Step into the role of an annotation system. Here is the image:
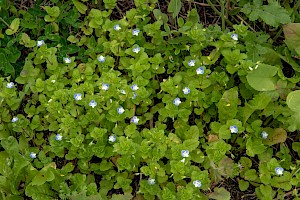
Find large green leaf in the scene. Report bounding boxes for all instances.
[1,136,19,155]
[208,187,231,200]
[260,2,291,27]
[283,23,300,56]
[217,87,238,121]
[286,90,300,112]
[246,64,278,91]
[167,0,181,19]
[12,153,30,178]
[25,183,57,200]
[263,128,287,146]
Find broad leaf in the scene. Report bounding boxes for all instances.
[246,64,278,91]
[217,87,238,121]
[260,3,291,27]
[208,187,231,200]
[286,90,300,112]
[283,23,300,56]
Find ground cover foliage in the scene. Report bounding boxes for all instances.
[1,0,300,199]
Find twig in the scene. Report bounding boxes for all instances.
[236,15,256,32]
[0,17,12,30]
[115,4,124,18]
[193,2,219,7]
[274,188,300,200]
[193,1,239,8]
[203,0,234,27]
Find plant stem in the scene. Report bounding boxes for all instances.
[220,0,225,31]
[205,0,234,27]
[0,17,12,30]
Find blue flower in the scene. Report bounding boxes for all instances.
[188,60,195,67]
[102,83,109,91]
[132,29,140,36]
[275,167,284,175]
[117,106,125,114]
[74,93,82,101]
[37,40,45,47]
[108,135,116,142]
[147,178,155,185]
[11,116,18,123]
[181,150,189,158]
[196,67,205,75]
[131,84,139,91]
[64,57,71,64]
[132,47,141,53]
[131,116,139,124]
[30,152,36,159]
[230,125,238,133]
[261,131,268,139]
[6,82,14,88]
[55,134,62,141]
[114,24,121,31]
[183,87,190,94]
[193,180,202,188]
[173,98,181,106]
[89,100,97,108]
[98,55,106,63]
[231,33,238,41]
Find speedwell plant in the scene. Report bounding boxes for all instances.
[0,0,300,199]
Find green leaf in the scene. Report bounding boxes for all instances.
[5,18,20,35]
[153,9,168,23]
[246,137,266,157]
[260,3,291,27]
[208,187,231,200]
[258,185,274,200]
[218,157,234,177]
[1,136,19,155]
[13,153,30,178]
[244,169,258,181]
[72,0,87,14]
[287,112,300,131]
[45,6,60,18]
[283,23,300,56]
[0,53,15,75]
[206,140,231,163]
[167,0,182,19]
[217,87,238,121]
[31,173,47,186]
[238,180,249,191]
[103,0,117,9]
[263,128,287,146]
[25,183,57,200]
[183,139,199,151]
[111,193,133,200]
[240,92,272,124]
[246,64,278,91]
[286,90,300,112]
[292,142,300,156]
